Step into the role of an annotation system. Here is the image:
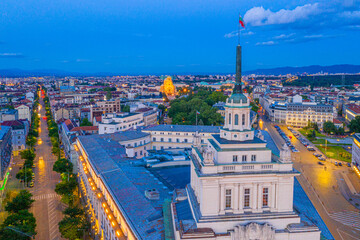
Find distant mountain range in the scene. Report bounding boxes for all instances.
[243,64,360,75]
[1,64,360,77]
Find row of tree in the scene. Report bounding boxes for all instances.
[43,88,88,240]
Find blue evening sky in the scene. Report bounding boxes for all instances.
[1,0,360,74]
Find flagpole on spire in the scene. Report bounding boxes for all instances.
[238,13,241,45]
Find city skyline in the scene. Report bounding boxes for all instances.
[1,0,360,74]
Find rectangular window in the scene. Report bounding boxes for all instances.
[244,188,250,208]
[233,155,238,162]
[242,155,247,162]
[263,188,269,207]
[153,137,156,141]
[225,189,232,209]
[168,138,172,142]
[251,155,256,162]
[184,139,188,143]
[176,138,180,143]
[161,138,164,142]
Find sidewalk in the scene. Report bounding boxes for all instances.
[337,169,360,210]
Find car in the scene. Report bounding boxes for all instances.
[313,153,321,157]
[318,161,324,165]
[29,181,34,188]
[307,146,315,151]
[338,162,343,166]
[347,163,351,167]
[318,156,325,161]
[32,163,35,168]
[39,156,43,161]
[335,161,338,166]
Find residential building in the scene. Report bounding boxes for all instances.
[98,112,144,134]
[54,107,70,121]
[134,107,157,126]
[345,104,360,122]
[15,104,31,122]
[1,120,28,154]
[0,125,12,180]
[352,134,360,171]
[0,109,18,121]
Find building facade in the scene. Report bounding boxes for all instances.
[98,112,144,134]
[0,125,12,180]
[171,45,321,240]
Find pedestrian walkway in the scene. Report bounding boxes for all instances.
[32,193,60,201]
[329,211,360,231]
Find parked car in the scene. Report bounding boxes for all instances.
[307,146,315,151]
[347,163,351,167]
[318,156,326,161]
[318,161,324,165]
[338,162,343,166]
[335,161,338,166]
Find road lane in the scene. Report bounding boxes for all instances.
[31,95,64,240]
[260,117,360,240]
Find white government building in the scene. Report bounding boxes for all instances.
[171,45,321,240]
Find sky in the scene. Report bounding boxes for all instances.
[1,0,360,74]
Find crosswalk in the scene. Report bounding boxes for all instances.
[329,211,360,231]
[32,193,60,201]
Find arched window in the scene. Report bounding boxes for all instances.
[229,113,231,124]
[242,114,245,125]
[234,114,239,125]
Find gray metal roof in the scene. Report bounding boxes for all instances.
[77,134,171,240]
[145,124,220,133]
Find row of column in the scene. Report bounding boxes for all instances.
[219,183,277,214]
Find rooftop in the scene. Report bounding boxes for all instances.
[78,134,171,240]
[145,125,220,133]
[0,125,11,140]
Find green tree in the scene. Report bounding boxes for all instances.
[323,121,336,134]
[16,168,33,185]
[121,104,130,112]
[55,177,77,196]
[5,190,34,213]
[106,91,112,100]
[53,158,73,174]
[0,210,37,240]
[80,118,92,126]
[20,150,35,162]
[349,116,360,133]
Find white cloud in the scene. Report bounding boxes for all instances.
[224,30,254,38]
[244,3,320,26]
[304,34,324,39]
[342,10,360,18]
[0,53,24,58]
[273,33,295,39]
[76,59,90,62]
[256,41,277,46]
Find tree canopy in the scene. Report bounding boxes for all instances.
[349,116,360,133]
[80,118,92,126]
[168,87,226,126]
[0,210,36,240]
[5,190,34,213]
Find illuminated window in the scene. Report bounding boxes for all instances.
[244,188,250,208]
[225,189,232,209]
[263,188,269,207]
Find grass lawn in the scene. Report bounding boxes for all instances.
[317,145,352,162]
[299,128,325,138]
[311,138,327,145]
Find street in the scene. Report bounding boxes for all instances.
[260,116,360,240]
[31,97,64,240]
